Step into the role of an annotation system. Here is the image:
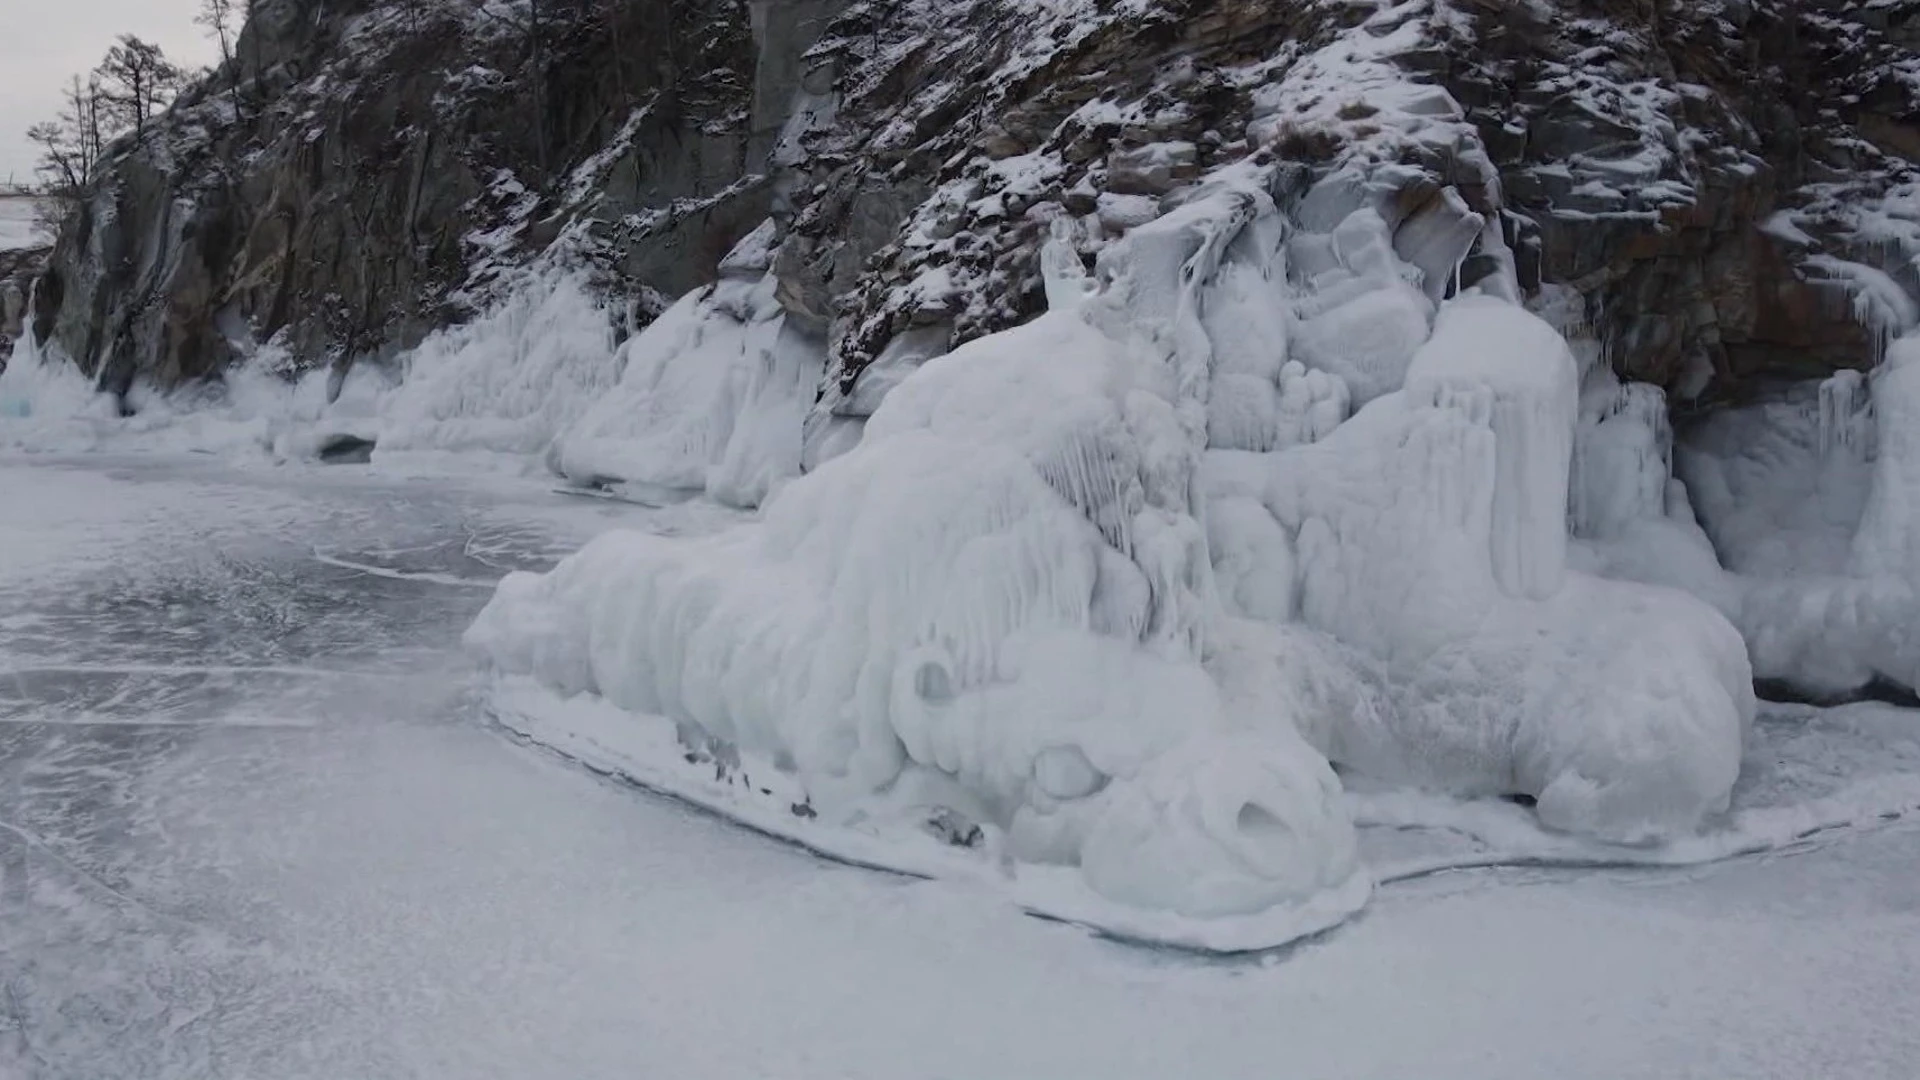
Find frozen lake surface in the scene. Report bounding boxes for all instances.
[3,453,1918,1079]
[0,198,42,253]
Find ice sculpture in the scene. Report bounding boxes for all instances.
[470,209,1363,921]
[469,168,1759,933]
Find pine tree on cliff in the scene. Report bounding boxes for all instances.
[94,36,184,143]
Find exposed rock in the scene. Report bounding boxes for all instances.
[35,0,844,394]
[30,0,1920,420]
[0,245,48,364]
[772,0,1920,413]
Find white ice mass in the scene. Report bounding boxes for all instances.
[10,122,1920,948]
[463,165,1764,939]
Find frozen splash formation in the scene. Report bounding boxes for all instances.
[469,159,1758,936]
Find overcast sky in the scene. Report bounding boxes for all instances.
[1,0,216,185]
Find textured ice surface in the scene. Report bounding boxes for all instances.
[1288,211,1435,408]
[1666,334,1920,697]
[470,295,1362,921]
[377,270,619,458]
[551,272,823,507]
[1678,379,1873,578]
[0,334,119,441]
[1255,296,1752,841]
[6,458,1920,1079]
[2,268,623,469]
[1852,336,1920,580]
[472,181,1767,927]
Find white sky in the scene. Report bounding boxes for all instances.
[0,0,216,185]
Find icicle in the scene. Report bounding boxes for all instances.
[1040,217,1095,313]
[1817,368,1874,461]
[1570,380,1672,539]
[1404,295,1579,599]
[1852,334,1920,578]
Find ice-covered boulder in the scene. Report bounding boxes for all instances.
[1254,296,1754,841]
[469,289,1361,919]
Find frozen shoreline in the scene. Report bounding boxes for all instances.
[4,453,1919,1079]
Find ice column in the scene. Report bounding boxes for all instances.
[1404,295,1579,598]
[1569,379,1671,539]
[1818,368,1874,461]
[1852,334,1920,578]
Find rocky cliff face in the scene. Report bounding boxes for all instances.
[775,0,1920,416]
[33,0,1920,413]
[33,0,841,394]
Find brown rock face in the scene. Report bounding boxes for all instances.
[1442,0,1917,401]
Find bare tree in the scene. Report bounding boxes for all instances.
[94,35,185,141]
[25,122,83,195]
[26,76,111,198]
[197,0,244,115]
[65,76,108,175]
[197,0,236,66]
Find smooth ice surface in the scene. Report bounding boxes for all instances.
[6,454,1920,1079]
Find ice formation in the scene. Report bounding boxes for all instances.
[1851,338,1920,581]
[1234,296,1753,841]
[469,164,1769,929]
[470,249,1363,918]
[1654,333,1920,698]
[550,268,823,508]
[0,316,398,459]
[376,270,621,459]
[0,332,117,439]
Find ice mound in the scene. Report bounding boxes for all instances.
[469,289,1361,920]
[377,270,619,458]
[470,173,1782,935]
[1242,296,1754,841]
[1663,334,1920,698]
[550,272,823,508]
